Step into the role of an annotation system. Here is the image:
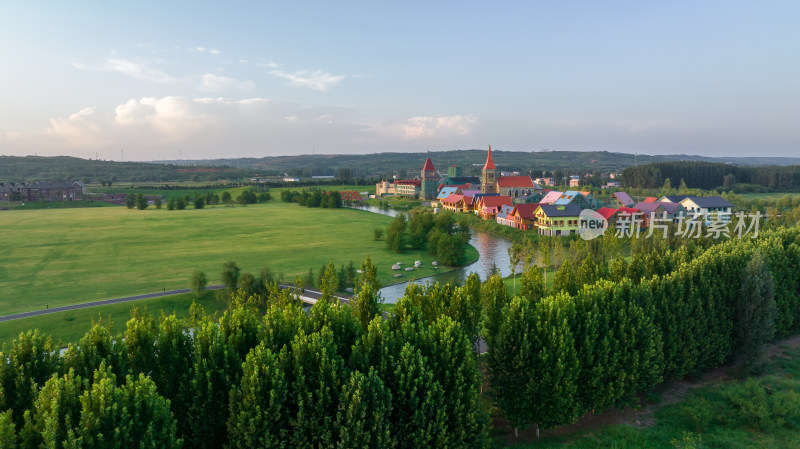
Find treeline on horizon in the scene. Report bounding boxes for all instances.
[622,161,800,191]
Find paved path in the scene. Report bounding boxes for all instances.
[0,285,352,323]
[0,285,227,323]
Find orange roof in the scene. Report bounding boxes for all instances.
[497,176,534,188]
[643,197,658,203]
[422,157,435,171]
[579,191,591,196]
[483,145,496,170]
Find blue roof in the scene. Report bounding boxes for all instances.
[437,186,459,200]
[553,191,584,205]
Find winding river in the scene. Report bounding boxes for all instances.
[350,205,517,303]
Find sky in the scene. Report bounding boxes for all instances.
[1,1,798,161]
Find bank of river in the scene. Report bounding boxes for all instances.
[350,205,519,303]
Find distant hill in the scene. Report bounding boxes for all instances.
[162,150,800,178]
[4,151,800,184]
[0,156,258,183]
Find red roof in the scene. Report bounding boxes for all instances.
[422,157,435,171]
[441,194,463,204]
[596,207,619,220]
[497,176,534,188]
[480,195,512,208]
[461,196,474,205]
[483,145,496,170]
[512,203,540,219]
[643,197,658,203]
[338,191,362,201]
[617,206,642,215]
[395,179,421,186]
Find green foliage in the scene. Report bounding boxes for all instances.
[193,196,204,209]
[227,343,288,448]
[236,189,257,205]
[487,294,580,431]
[135,193,148,210]
[385,214,408,252]
[175,197,186,210]
[166,197,176,210]
[736,252,777,364]
[221,261,240,291]
[0,330,60,427]
[351,255,382,327]
[373,228,384,241]
[190,270,207,298]
[125,194,135,209]
[0,410,16,449]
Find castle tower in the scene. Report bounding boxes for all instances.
[420,157,437,200]
[481,145,498,194]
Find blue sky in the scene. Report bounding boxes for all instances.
[1,1,798,160]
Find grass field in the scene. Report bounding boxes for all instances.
[0,201,476,316]
[0,291,226,348]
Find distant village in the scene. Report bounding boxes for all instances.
[376,146,734,236]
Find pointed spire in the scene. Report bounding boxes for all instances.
[483,145,496,170]
[422,157,435,171]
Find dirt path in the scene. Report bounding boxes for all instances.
[490,334,800,445]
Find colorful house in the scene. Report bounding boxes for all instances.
[496,204,517,227]
[497,176,537,198]
[511,203,540,230]
[680,196,734,222]
[606,191,635,208]
[539,191,564,205]
[476,195,512,220]
[534,204,582,236]
[436,186,460,205]
[440,194,463,212]
[554,191,591,209]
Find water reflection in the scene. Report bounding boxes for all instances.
[349,205,517,303]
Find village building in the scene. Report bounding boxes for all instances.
[569,176,581,187]
[440,194,463,212]
[680,196,734,222]
[606,191,636,208]
[534,204,582,236]
[420,158,438,200]
[495,204,516,227]
[497,176,538,198]
[480,146,499,194]
[0,181,86,202]
[475,195,512,220]
[553,191,592,209]
[510,203,540,230]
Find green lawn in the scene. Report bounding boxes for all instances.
[0,201,475,315]
[0,291,226,348]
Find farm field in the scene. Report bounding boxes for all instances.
[0,201,473,316]
[0,291,226,348]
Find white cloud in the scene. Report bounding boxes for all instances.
[199,73,253,92]
[256,61,280,69]
[209,49,220,55]
[101,58,178,83]
[269,69,344,91]
[402,114,478,139]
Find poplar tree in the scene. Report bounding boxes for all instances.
[0,330,60,427]
[227,343,288,449]
[736,252,777,365]
[335,369,392,449]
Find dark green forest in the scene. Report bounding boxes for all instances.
[622,161,800,191]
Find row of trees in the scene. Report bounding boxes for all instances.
[385,210,471,265]
[484,224,800,435]
[0,254,490,448]
[622,161,800,190]
[280,189,343,208]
